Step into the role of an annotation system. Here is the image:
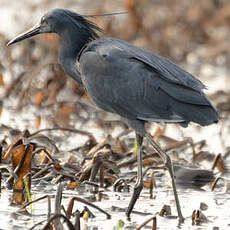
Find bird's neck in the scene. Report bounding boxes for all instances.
[59,31,92,84]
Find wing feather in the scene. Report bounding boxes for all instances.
[104,38,206,91]
[79,38,218,126]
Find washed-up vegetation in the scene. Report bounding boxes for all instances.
[0,0,230,229]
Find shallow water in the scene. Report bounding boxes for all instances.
[0,1,230,229]
[1,169,230,229]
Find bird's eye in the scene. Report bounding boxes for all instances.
[41,17,48,25]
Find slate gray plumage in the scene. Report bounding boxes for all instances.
[8,9,219,222]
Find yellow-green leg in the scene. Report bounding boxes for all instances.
[126,133,143,218]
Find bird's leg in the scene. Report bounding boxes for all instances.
[126,133,143,218]
[145,133,184,222]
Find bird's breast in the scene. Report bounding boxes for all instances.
[79,51,117,111]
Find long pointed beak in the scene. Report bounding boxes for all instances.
[7,23,41,46]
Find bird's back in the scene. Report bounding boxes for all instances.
[78,38,218,127]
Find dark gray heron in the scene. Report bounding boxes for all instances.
[8,9,218,222]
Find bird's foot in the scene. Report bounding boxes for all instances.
[126,182,143,219]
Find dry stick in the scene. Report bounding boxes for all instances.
[150,172,156,199]
[54,170,76,180]
[61,205,68,218]
[152,216,157,230]
[0,165,19,189]
[161,136,196,157]
[32,148,57,164]
[47,195,51,219]
[19,195,52,219]
[99,165,104,188]
[82,181,100,188]
[218,120,226,150]
[42,214,75,230]
[26,135,59,154]
[0,147,2,193]
[113,178,126,191]
[89,157,103,182]
[30,127,96,143]
[111,206,152,216]
[115,129,132,139]
[211,153,223,171]
[211,177,225,191]
[113,178,129,193]
[31,164,53,179]
[136,216,157,230]
[159,204,172,216]
[0,165,18,181]
[29,220,47,230]
[189,139,196,159]
[0,170,1,194]
[163,138,192,152]
[55,183,63,214]
[128,175,137,183]
[143,166,165,177]
[66,197,74,218]
[74,210,81,230]
[54,183,64,230]
[69,197,111,219]
[103,170,119,183]
[19,195,51,209]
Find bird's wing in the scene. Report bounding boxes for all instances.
[80,40,214,125]
[84,38,210,106]
[102,38,206,91]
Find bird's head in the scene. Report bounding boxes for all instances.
[7,8,102,46]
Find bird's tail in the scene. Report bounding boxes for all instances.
[173,100,218,127]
